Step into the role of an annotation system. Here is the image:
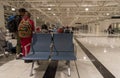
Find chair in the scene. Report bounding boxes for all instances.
[22,33,52,76]
[51,33,76,76]
[23,33,77,76]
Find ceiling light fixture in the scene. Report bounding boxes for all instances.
[85,8,89,11]
[37,17,39,19]
[106,13,110,16]
[48,8,51,10]
[53,14,56,15]
[11,8,15,11]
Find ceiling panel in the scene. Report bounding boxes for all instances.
[0,0,120,26]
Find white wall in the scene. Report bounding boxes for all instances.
[88,19,120,33]
[88,23,98,33]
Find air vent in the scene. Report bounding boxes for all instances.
[111,16,120,19]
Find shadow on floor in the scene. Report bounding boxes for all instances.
[0,53,15,66]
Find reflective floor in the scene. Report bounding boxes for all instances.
[0,32,120,78]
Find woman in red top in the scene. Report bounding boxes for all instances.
[20,12,35,56]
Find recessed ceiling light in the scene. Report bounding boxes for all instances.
[37,17,39,19]
[104,48,107,53]
[11,8,15,11]
[48,8,51,10]
[83,56,87,60]
[53,14,56,15]
[107,13,109,15]
[85,8,89,11]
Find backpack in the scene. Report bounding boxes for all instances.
[41,24,48,30]
[18,19,32,38]
[7,15,21,32]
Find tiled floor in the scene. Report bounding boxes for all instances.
[0,33,120,78]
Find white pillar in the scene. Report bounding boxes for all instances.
[0,4,5,29]
[92,24,97,34]
[96,24,99,34]
[88,23,96,33]
[88,25,92,33]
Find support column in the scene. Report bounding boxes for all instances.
[0,4,5,29]
[93,24,96,34]
[96,23,99,34]
[88,25,92,33]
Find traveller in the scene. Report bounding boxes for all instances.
[18,12,35,56]
[107,25,114,34]
[41,24,49,33]
[64,26,70,33]
[57,27,64,33]
[15,8,27,59]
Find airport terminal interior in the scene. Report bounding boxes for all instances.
[0,0,120,78]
